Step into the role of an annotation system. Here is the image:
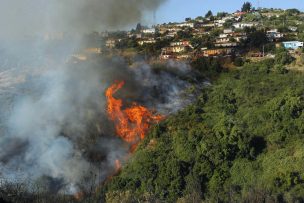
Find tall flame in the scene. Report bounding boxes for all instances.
[106,81,164,150]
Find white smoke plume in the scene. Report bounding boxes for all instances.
[0,0,201,196]
[0,0,166,39]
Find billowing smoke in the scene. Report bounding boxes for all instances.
[0,0,166,38]
[0,0,198,197]
[0,55,195,194]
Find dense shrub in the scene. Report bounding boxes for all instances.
[103,60,304,202]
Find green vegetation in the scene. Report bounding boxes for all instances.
[241,2,252,12]
[103,59,304,202]
[205,10,213,18]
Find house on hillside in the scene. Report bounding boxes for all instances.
[202,48,233,57]
[215,42,238,48]
[216,34,230,43]
[175,22,196,28]
[137,38,156,46]
[201,23,215,28]
[288,26,298,32]
[224,29,234,34]
[233,11,247,17]
[233,22,258,29]
[170,40,191,47]
[106,39,117,49]
[232,32,247,42]
[192,28,208,37]
[267,29,284,41]
[162,46,190,54]
[127,32,143,39]
[214,19,226,27]
[215,32,246,48]
[142,28,156,34]
[282,41,304,50]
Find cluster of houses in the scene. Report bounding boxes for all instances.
[160,40,193,60]
[101,9,304,61]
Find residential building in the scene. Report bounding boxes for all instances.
[201,23,215,28]
[175,22,196,28]
[288,26,298,32]
[165,32,177,38]
[215,42,238,47]
[136,33,144,39]
[216,36,230,43]
[202,48,233,57]
[223,29,234,34]
[267,29,284,41]
[162,46,189,54]
[192,29,207,37]
[214,19,225,27]
[142,28,156,34]
[106,39,117,49]
[138,38,156,46]
[170,41,191,47]
[233,22,258,29]
[282,41,304,49]
[233,11,247,17]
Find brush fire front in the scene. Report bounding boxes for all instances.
[72,81,166,201]
[106,81,165,152]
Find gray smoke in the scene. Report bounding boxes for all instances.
[0,0,200,196]
[0,0,166,39]
[0,52,196,194]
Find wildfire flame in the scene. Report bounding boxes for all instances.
[106,81,164,151]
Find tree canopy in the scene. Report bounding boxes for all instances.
[242,2,252,12]
[205,10,213,18]
[103,59,304,202]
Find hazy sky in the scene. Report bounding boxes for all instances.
[153,0,304,24]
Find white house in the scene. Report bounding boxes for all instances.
[288,26,298,32]
[137,38,156,46]
[176,22,195,28]
[142,28,156,34]
[170,41,191,47]
[106,39,117,48]
[215,42,238,48]
[223,29,234,34]
[267,29,284,41]
[233,22,258,29]
[282,41,304,50]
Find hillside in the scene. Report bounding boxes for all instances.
[103,59,304,202]
[2,3,304,203]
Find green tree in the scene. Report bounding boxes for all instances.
[205,10,213,18]
[135,23,142,32]
[246,30,268,49]
[223,19,234,28]
[275,48,294,65]
[217,12,228,18]
[285,9,300,16]
[234,57,244,67]
[241,2,252,12]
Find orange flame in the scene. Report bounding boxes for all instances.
[106,81,164,151]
